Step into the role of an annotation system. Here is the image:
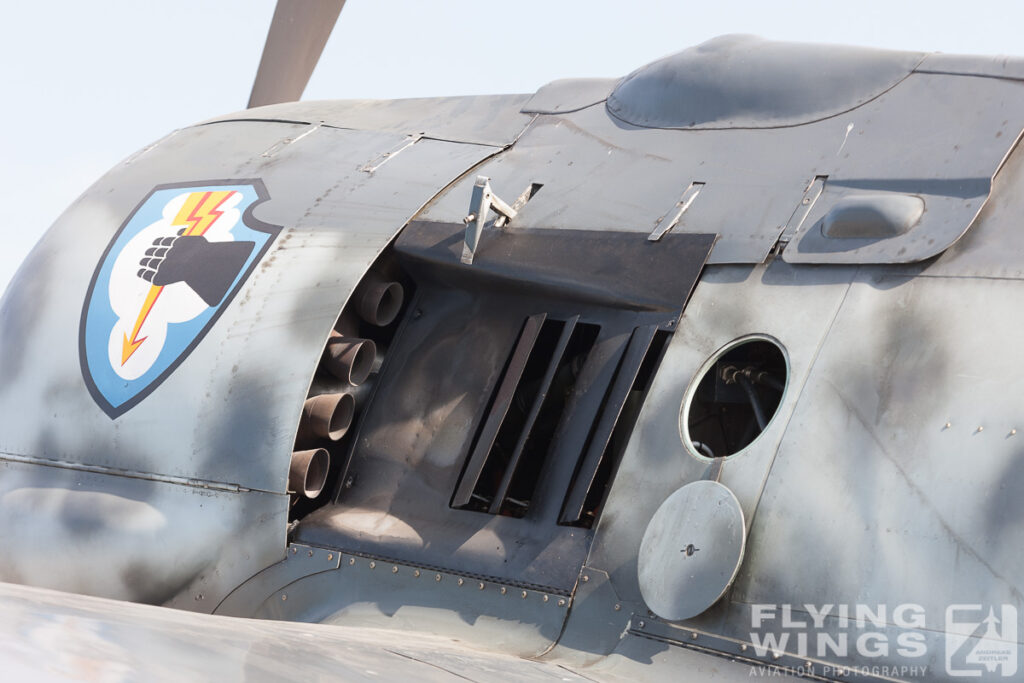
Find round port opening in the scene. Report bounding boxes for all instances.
[682,337,787,459]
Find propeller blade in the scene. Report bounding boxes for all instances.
[248,0,346,109]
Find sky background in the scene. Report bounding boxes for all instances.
[3,0,1024,295]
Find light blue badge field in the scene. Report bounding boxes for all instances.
[80,180,280,417]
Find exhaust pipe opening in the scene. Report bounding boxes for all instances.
[301,393,354,441]
[289,448,330,499]
[356,278,404,327]
[324,334,376,386]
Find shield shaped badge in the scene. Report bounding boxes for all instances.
[80,179,282,418]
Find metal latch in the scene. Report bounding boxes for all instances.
[775,175,827,251]
[649,182,705,242]
[461,177,541,264]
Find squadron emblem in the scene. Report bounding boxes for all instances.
[80,179,281,417]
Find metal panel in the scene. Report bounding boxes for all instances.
[0,459,285,610]
[0,580,598,682]
[607,36,923,130]
[917,53,1024,80]
[584,260,857,609]
[420,73,1024,265]
[250,550,569,659]
[215,543,341,617]
[925,142,1024,279]
[0,121,501,496]
[295,227,711,592]
[520,78,616,114]
[202,93,535,147]
[732,273,1024,650]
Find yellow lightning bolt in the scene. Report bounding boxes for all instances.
[120,190,234,366]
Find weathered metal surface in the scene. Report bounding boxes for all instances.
[205,94,536,147]
[926,142,1024,279]
[585,259,856,605]
[7,31,1024,681]
[917,52,1024,80]
[0,119,502,604]
[0,459,286,612]
[637,480,746,621]
[608,35,923,130]
[295,224,712,592]
[725,272,1024,677]
[520,78,616,114]
[421,66,1024,265]
[0,580,600,682]
[216,543,341,617]
[0,122,499,492]
[247,550,569,658]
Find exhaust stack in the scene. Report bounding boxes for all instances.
[354,277,404,326]
[300,393,354,441]
[324,332,376,385]
[289,448,330,498]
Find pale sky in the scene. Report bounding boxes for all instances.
[4,0,1024,295]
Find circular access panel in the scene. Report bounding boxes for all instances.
[638,480,746,621]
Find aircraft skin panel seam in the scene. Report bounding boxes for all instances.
[739,274,856,537]
[194,119,532,150]
[0,450,274,494]
[302,546,574,597]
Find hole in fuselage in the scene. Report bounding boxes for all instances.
[685,338,787,458]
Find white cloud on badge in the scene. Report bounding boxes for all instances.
[106,191,242,380]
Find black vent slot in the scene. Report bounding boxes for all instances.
[560,327,671,528]
[452,315,599,516]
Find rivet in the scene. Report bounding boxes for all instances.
[772,652,782,661]
[457,578,464,586]
[691,632,698,640]
[290,547,297,554]
[501,587,507,595]
[478,582,485,590]
[435,574,442,582]
[638,620,645,628]
[614,604,621,611]
[802,197,810,205]
[369,561,376,569]
[521,591,528,598]
[558,599,566,607]
[806,661,813,669]
[740,644,748,652]
[978,426,984,433]
[327,553,333,561]
[582,575,589,583]
[281,594,287,601]
[194,594,203,601]
[542,595,549,602]
[414,570,420,577]
[1012,429,1018,436]
[392,566,399,574]
[944,422,952,429]
[349,558,355,565]
[308,550,313,557]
